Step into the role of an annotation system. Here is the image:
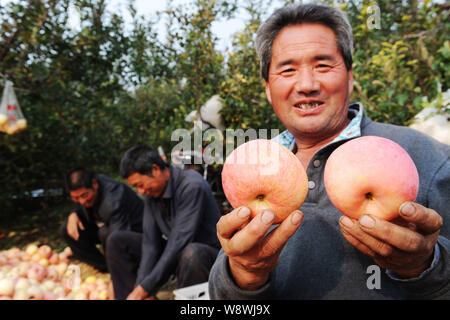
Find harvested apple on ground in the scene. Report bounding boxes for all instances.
[324,136,419,221]
[222,139,308,224]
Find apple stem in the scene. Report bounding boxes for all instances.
[365,192,373,200]
[257,194,265,200]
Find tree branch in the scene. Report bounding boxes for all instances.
[0,0,34,62]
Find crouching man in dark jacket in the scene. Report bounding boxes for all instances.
[106,145,221,300]
[60,167,144,272]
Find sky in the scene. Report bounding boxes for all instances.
[110,0,249,52]
[76,0,259,52]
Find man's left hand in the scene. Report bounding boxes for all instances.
[339,202,443,278]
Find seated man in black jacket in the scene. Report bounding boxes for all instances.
[60,167,144,272]
[106,145,221,300]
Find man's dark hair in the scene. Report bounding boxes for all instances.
[65,167,94,191]
[120,145,168,179]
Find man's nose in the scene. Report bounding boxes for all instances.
[294,67,320,94]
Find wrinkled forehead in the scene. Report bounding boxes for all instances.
[272,23,339,55]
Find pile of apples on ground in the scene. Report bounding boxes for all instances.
[0,244,111,300]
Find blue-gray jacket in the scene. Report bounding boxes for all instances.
[138,166,221,295]
[209,111,450,300]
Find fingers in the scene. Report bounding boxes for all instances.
[340,216,393,257]
[217,207,303,257]
[340,224,378,258]
[399,202,443,234]
[340,213,437,256]
[68,226,79,241]
[227,210,276,255]
[67,212,82,240]
[68,224,80,241]
[77,220,85,231]
[221,208,304,291]
[217,207,252,240]
[358,215,424,253]
[261,211,303,257]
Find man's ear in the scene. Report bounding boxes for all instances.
[151,164,161,177]
[92,179,99,191]
[265,80,272,105]
[348,68,354,97]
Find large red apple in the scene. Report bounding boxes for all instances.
[222,139,308,224]
[324,136,419,221]
[37,245,52,260]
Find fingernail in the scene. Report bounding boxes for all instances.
[359,215,375,228]
[261,210,275,225]
[340,216,353,228]
[400,202,415,216]
[291,211,302,225]
[237,207,251,218]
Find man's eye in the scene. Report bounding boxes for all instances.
[281,68,296,75]
[316,64,332,70]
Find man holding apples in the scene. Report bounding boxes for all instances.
[209,3,450,299]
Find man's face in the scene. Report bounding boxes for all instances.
[70,180,98,208]
[126,167,167,198]
[265,23,354,140]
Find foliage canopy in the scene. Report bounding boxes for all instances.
[0,0,448,214]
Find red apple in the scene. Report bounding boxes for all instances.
[46,266,61,281]
[40,279,57,292]
[27,285,44,300]
[38,245,52,260]
[43,291,57,300]
[38,258,49,267]
[0,278,14,296]
[222,139,308,223]
[52,285,66,299]
[27,263,47,282]
[16,262,32,277]
[13,288,30,300]
[7,258,20,267]
[21,252,31,262]
[98,289,109,300]
[6,248,21,260]
[31,253,41,263]
[25,244,39,256]
[48,253,59,265]
[63,247,73,257]
[0,254,7,266]
[15,277,31,291]
[324,136,419,221]
[55,262,68,275]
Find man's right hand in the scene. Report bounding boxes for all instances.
[67,212,85,241]
[216,206,303,291]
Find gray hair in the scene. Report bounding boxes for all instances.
[256,3,354,81]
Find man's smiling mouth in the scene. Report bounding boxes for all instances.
[294,101,322,110]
